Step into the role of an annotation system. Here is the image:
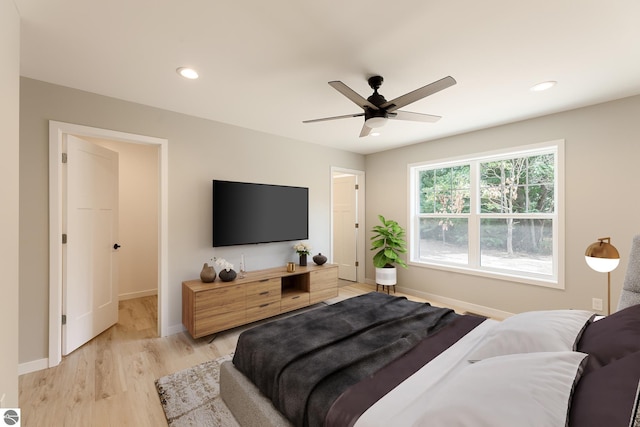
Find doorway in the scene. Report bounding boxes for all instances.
[331,168,365,283]
[48,121,168,367]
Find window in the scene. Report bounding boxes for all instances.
[409,140,563,288]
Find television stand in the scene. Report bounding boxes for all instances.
[182,264,338,339]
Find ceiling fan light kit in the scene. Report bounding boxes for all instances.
[304,74,456,137]
[365,116,387,128]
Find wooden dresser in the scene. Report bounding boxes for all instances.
[182,264,338,339]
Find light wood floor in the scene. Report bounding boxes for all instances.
[17,282,440,427]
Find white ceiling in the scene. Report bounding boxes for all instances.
[15,0,640,155]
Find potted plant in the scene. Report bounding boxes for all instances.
[370,214,407,286]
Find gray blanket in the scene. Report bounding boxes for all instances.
[232,292,458,427]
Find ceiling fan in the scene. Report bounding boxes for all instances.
[303,75,456,137]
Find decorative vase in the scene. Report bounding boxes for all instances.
[299,254,307,266]
[218,269,237,282]
[313,253,327,265]
[200,263,216,283]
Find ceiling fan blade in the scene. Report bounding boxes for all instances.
[359,124,373,137]
[390,110,442,123]
[329,81,379,110]
[381,76,456,112]
[303,112,364,123]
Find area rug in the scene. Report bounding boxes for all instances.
[155,354,239,427]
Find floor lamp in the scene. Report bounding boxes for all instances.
[585,237,620,315]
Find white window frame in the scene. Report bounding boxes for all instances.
[408,140,565,289]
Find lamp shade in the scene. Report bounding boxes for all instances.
[365,116,387,128]
[585,238,620,273]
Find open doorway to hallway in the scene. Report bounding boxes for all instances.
[48,121,168,368]
[331,168,365,284]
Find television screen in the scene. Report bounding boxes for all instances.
[212,180,309,247]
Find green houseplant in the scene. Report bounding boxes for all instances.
[370,215,407,286]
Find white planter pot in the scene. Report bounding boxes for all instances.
[375,266,397,286]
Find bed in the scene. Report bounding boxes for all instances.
[220,291,640,427]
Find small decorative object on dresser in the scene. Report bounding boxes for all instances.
[294,241,311,266]
[215,257,236,282]
[239,253,246,278]
[199,262,216,283]
[313,253,328,265]
[219,269,237,282]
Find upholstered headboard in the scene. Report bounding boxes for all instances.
[618,235,640,311]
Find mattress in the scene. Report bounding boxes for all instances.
[223,294,640,427]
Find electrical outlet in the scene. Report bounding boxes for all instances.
[592,298,603,311]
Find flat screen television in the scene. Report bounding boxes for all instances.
[212,180,309,247]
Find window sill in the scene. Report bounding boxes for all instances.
[408,260,563,290]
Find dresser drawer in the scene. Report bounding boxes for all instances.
[246,278,281,307]
[195,310,246,337]
[195,284,245,314]
[281,291,310,312]
[310,268,338,291]
[246,300,281,323]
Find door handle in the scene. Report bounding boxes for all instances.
[113,243,121,250]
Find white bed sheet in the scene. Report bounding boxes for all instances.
[354,319,499,427]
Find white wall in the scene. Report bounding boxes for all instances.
[0,0,20,407]
[365,94,640,315]
[91,138,160,299]
[18,77,365,365]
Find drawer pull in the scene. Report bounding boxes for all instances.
[259,278,269,282]
[259,303,269,308]
[259,291,269,296]
[292,295,300,300]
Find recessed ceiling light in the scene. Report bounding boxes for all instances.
[530,81,557,92]
[177,67,199,80]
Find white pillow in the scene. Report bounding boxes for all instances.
[412,351,588,427]
[467,309,594,362]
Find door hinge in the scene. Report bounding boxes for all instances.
[355,184,359,190]
[62,153,68,163]
[62,314,67,325]
[355,261,359,267]
[355,223,359,228]
[62,234,67,244]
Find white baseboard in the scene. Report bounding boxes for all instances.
[18,358,48,376]
[401,287,514,320]
[166,323,186,336]
[364,278,513,320]
[118,289,157,301]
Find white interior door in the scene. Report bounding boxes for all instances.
[63,135,119,355]
[333,174,358,281]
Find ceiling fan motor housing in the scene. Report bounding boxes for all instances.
[366,76,389,126]
[364,106,388,122]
